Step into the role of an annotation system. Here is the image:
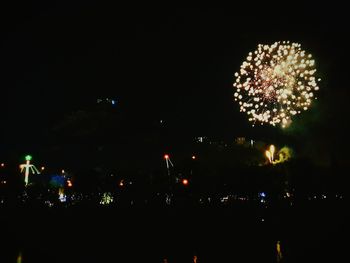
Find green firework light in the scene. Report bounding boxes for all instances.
[21,154,40,186]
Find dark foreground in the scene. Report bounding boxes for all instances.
[0,200,348,263]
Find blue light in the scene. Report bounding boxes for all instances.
[111,100,116,105]
[260,192,266,198]
[50,175,66,188]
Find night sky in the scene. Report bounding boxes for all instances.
[1,5,349,165]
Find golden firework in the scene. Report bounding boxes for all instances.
[234,41,320,128]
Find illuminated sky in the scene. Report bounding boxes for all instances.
[1,6,349,162]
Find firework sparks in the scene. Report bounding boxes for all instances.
[234,41,320,128]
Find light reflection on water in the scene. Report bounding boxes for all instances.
[276,240,283,263]
[17,252,22,263]
[3,201,345,263]
[11,238,283,262]
[163,255,198,263]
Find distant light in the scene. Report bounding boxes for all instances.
[25,155,32,161]
[260,192,266,198]
[119,180,124,187]
[0,163,4,167]
[164,154,169,159]
[100,192,114,205]
[182,179,189,186]
[67,180,73,187]
[62,169,65,174]
[111,100,116,105]
[41,166,45,171]
[191,155,196,160]
[196,137,204,143]
[59,192,67,202]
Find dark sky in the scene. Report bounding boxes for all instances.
[1,5,349,160]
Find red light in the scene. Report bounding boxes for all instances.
[182,179,189,186]
[164,154,169,159]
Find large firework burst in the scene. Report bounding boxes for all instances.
[234,41,320,128]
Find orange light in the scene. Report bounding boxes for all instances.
[164,154,169,159]
[191,155,196,160]
[182,179,189,185]
[67,180,72,187]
